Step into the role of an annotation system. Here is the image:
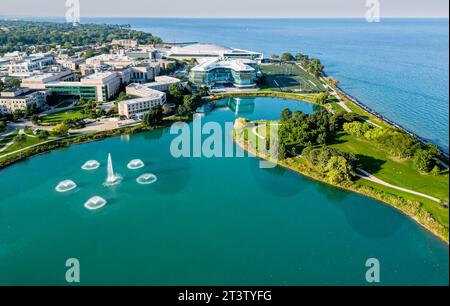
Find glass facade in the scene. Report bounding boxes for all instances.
[190,68,257,88]
[46,85,106,101]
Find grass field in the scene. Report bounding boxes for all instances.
[330,132,449,202]
[0,133,49,155]
[261,64,326,93]
[40,107,86,125]
[0,131,19,149]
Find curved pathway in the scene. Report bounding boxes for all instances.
[356,168,446,206]
[248,123,447,206]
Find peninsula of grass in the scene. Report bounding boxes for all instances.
[234,122,449,242]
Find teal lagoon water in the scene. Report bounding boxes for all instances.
[0,97,448,286]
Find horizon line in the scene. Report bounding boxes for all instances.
[1,15,449,20]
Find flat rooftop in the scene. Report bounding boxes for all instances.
[191,58,256,73]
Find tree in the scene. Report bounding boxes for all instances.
[52,123,69,137]
[413,149,435,173]
[168,84,184,104]
[280,108,292,121]
[326,156,353,184]
[3,77,21,90]
[116,92,127,102]
[25,102,39,117]
[37,130,49,140]
[271,54,280,63]
[143,105,163,126]
[313,92,329,105]
[162,104,172,115]
[31,114,40,125]
[343,121,373,137]
[426,143,441,158]
[430,165,440,176]
[15,134,26,144]
[281,52,295,62]
[12,110,24,122]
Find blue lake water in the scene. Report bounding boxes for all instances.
[84,18,448,152]
[0,97,448,285]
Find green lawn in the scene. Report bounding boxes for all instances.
[261,64,326,93]
[0,134,49,155]
[328,102,345,113]
[40,107,86,125]
[54,100,74,109]
[330,132,449,202]
[0,131,19,149]
[357,179,449,229]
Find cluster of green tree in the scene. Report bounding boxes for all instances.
[161,60,183,75]
[77,99,106,118]
[279,108,337,155]
[0,117,6,132]
[302,146,358,184]
[0,20,162,54]
[413,144,442,175]
[0,77,21,91]
[51,123,70,137]
[313,92,330,105]
[343,120,442,174]
[142,105,163,127]
[295,53,324,77]
[142,84,208,127]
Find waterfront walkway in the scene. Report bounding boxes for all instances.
[247,122,447,206]
[356,168,447,206]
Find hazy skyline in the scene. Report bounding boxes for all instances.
[0,0,449,18]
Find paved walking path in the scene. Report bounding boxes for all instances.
[356,168,446,205]
[248,124,447,206]
[0,130,24,153]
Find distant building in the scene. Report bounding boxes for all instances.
[56,56,85,70]
[144,76,181,92]
[21,70,77,89]
[85,54,134,69]
[130,64,156,84]
[0,88,48,115]
[45,72,122,102]
[119,83,166,119]
[112,39,140,48]
[189,58,258,89]
[169,44,263,61]
[8,53,55,74]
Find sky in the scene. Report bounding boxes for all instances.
[0,0,448,18]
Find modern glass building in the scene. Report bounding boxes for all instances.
[189,58,258,88]
[45,84,101,101]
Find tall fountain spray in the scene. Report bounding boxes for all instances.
[104,153,121,186]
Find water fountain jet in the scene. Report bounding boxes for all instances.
[104,153,122,186]
[84,196,107,210]
[127,159,145,170]
[136,173,158,185]
[81,160,100,170]
[55,180,77,192]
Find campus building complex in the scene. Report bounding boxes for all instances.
[118,83,167,119]
[45,72,122,102]
[189,58,258,89]
[0,88,48,115]
[169,44,263,61]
